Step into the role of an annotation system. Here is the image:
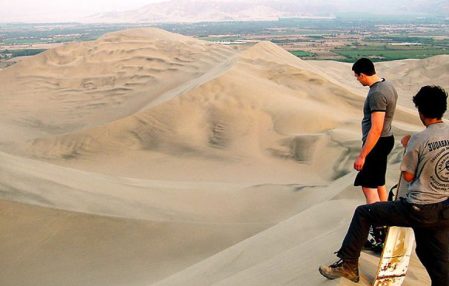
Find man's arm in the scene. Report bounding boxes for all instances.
[401,135,415,183]
[401,135,411,147]
[354,111,385,171]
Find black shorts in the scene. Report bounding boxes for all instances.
[354,136,394,188]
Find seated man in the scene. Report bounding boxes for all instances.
[318,85,449,286]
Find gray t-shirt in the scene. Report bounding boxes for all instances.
[401,122,449,204]
[361,79,398,142]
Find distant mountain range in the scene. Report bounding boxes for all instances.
[85,0,449,23]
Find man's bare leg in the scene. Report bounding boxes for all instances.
[362,186,388,204]
[377,185,388,202]
[362,187,380,204]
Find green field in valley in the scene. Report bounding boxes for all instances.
[290,50,316,58]
[333,44,448,62]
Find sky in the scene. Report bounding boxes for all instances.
[0,0,444,23]
[0,0,164,22]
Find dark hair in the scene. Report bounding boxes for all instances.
[352,58,376,76]
[413,85,448,119]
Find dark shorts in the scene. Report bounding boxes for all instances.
[354,135,394,188]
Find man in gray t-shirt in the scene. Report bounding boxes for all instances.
[361,79,397,142]
[352,58,398,205]
[401,122,449,204]
[319,86,449,285]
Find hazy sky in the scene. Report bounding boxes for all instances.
[0,0,444,23]
[0,0,164,22]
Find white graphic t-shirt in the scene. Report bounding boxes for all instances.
[401,122,449,204]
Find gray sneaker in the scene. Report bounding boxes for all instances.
[319,258,360,282]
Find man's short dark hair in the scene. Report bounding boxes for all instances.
[352,58,376,76]
[413,85,448,119]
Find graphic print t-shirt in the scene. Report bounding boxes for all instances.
[401,122,449,204]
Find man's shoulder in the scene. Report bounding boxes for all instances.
[378,79,397,93]
[370,79,395,94]
[412,124,449,143]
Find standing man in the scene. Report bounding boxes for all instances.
[319,86,449,285]
[353,58,398,204]
[353,58,398,251]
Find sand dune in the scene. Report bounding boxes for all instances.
[0,27,442,286]
[0,28,237,142]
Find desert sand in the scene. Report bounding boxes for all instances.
[1,27,446,286]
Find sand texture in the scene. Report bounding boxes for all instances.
[1,28,442,286]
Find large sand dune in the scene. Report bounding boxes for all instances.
[0,28,443,285]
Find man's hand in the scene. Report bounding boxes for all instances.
[402,171,415,182]
[401,135,411,147]
[354,155,366,171]
[354,111,384,172]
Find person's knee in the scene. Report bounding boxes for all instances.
[354,205,370,217]
[354,203,390,225]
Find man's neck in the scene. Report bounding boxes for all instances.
[367,75,382,87]
[424,118,444,127]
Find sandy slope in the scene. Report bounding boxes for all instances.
[0,27,443,286]
[151,166,430,286]
[0,198,267,286]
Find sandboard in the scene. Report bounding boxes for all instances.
[373,226,415,285]
[373,175,415,285]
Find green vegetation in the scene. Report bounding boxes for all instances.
[366,36,449,46]
[290,50,316,58]
[333,44,448,62]
[307,35,325,40]
[0,49,46,59]
[199,36,242,42]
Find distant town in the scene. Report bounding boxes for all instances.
[1,15,448,68]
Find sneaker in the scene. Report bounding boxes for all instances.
[372,226,387,245]
[363,240,384,254]
[363,238,377,250]
[319,258,360,282]
[370,242,384,255]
